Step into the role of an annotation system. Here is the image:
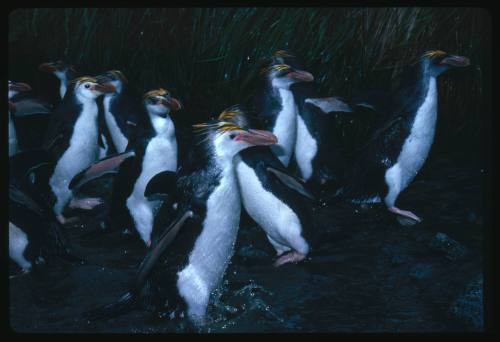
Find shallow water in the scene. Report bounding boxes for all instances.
[9,156,483,333]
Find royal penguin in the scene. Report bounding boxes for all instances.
[8,81,32,156]
[43,76,116,224]
[255,59,314,167]
[340,50,470,223]
[219,106,317,266]
[272,50,353,190]
[70,88,182,246]
[9,151,82,275]
[95,70,143,153]
[39,61,112,157]
[38,60,78,99]
[85,109,277,325]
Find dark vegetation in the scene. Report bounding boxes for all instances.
[8,7,491,161]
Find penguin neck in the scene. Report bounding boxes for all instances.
[148,112,174,137]
[103,82,124,102]
[410,76,438,131]
[56,74,67,99]
[8,90,17,100]
[75,93,98,117]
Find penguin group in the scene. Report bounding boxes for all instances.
[8,48,470,326]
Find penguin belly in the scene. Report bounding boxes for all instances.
[103,97,128,153]
[9,222,32,270]
[176,170,240,322]
[9,114,18,157]
[270,89,297,167]
[49,104,99,215]
[126,137,177,244]
[384,78,437,206]
[294,114,318,182]
[235,156,309,256]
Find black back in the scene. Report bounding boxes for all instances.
[341,60,435,201]
[140,132,224,313]
[239,146,316,245]
[107,85,144,143]
[42,86,84,161]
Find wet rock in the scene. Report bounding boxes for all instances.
[429,232,467,261]
[449,274,483,330]
[238,245,270,259]
[409,263,433,280]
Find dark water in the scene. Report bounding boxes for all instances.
[9,156,483,333]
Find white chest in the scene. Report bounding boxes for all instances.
[103,96,128,153]
[389,77,438,191]
[234,155,305,250]
[294,114,318,181]
[177,169,241,318]
[9,112,18,156]
[270,89,297,166]
[132,134,178,199]
[52,102,99,184]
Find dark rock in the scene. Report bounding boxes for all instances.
[449,274,483,330]
[429,232,468,261]
[237,245,270,259]
[409,263,433,280]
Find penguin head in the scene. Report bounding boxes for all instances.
[193,106,277,159]
[261,61,314,89]
[38,60,76,79]
[96,70,127,93]
[70,76,116,101]
[8,80,31,99]
[143,88,182,118]
[421,50,470,76]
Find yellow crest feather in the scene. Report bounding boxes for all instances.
[69,76,97,85]
[422,50,447,59]
[273,50,294,58]
[143,88,168,99]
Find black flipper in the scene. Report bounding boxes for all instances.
[144,171,177,198]
[137,210,193,285]
[12,98,53,117]
[83,210,193,322]
[266,167,316,201]
[69,151,136,190]
[9,184,45,217]
[304,97,353,113]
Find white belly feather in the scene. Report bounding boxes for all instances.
[127,135,177,243]
[177,167,241,321]
[9,112,18,156]
[9,222,32,270]
[103,96,128,153]
[270,89,297,167]
[235,155,309,255]
[49,102,99,215]
[294,114,318,181]
[384,77,438,206]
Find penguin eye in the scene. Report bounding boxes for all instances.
[84,83,90,89]
[229,133,237,140]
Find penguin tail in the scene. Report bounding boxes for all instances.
[82,290,138,322]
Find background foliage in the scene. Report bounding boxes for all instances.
[8,7,491,161]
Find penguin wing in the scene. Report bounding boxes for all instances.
[83,210,193,322]
[12,98,53,117]
[136,210,193,286]
[304,97,353,113]
[144,171,177,200]
[68,151,136,190]
[266,167,316,201]
[9,184,45,217]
